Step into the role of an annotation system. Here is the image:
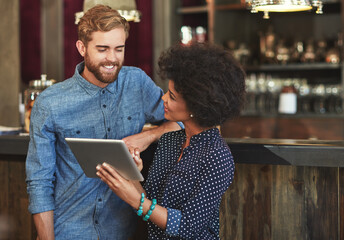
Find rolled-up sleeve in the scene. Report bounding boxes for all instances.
[26,99,57,214]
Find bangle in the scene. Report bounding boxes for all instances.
[143,198,157,221]
[137,193,145,216]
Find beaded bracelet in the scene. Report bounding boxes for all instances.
[143,198,157,221]
[137,193,145,216]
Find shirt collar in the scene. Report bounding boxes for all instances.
[74,62,117,96]
[180,127,220,145]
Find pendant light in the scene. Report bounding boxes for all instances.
[75,0,141,24]
[246,0,323,19]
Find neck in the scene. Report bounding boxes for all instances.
[183,121,212,140]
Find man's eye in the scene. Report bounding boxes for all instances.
[116,48,124,52]
[98,49,106,52]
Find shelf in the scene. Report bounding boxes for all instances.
[245,63,343,72]
[177,5,208,14]
[241,112,344,118]
[215,4,246,11]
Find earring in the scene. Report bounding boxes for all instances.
[190,114,194,118]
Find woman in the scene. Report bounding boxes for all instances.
[96,42,246,239]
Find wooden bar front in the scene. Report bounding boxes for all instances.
[1,136,344,239]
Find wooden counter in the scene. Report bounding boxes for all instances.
[1,135,344,239]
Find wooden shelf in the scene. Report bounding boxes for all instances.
[215,3,247,11]
[245,63,343,72]
[177,5,208,14]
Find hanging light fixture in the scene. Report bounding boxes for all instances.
[246,0,323,19]
[75,0,141,24]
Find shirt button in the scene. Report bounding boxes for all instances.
[95,220,99,224]
[107,128,111,132]
[102,90,105,94]
[103,104,106,108]
[98,198,102,202]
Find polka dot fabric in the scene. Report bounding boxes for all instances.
[144,128,235,239]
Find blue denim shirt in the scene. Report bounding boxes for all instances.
[26,62,165,239]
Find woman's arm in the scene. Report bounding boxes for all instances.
[96,163,168,229]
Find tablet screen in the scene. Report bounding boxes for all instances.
[65,138,144,181]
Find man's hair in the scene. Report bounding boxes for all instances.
[158,42,246,127]
[78,5,130,46]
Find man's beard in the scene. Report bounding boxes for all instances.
[84,52,122,84]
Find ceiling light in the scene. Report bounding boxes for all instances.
[75,0,141,24]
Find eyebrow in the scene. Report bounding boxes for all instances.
[95,45,125,49]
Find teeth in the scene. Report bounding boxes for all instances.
[104,65,114,69]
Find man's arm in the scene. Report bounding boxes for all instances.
[122,121,181,152]
[33,211,54,240]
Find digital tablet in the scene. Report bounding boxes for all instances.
[65,138,144,181]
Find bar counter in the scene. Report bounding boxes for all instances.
[1,135,344,239]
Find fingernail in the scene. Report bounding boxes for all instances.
[96,165,101,170]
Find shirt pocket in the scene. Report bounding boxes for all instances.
[116,111,144,138]
[62,126,97,139]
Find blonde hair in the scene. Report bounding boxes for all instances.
[78,5,130,46]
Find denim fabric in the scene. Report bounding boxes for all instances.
[26,62,165,239]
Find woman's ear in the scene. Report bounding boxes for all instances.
[76,40,86,57]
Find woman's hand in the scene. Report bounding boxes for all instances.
[129,147,143,171]
[96,163,142,208]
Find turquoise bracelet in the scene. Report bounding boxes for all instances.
[137,193,145,216]
[143,198,157,221]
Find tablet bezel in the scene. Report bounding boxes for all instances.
[65,138,144,181]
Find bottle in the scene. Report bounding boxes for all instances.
[24,74,56,133]
[278,80,297,114]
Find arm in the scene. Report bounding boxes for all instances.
[33,211,54,240]
[122,121,181,152]
[96,163,168,230]
[26,100,57,238]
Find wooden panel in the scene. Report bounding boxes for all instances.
[0,156,35,240]
[304,167,338,239]
[220,164,272,240]
[271,165,306,239]
[340,168,344,240]
[220,164,342,240]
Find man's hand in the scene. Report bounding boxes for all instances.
[122,121,180,152]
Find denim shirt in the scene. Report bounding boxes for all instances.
[26,62,165,239]
[144,128,234,239]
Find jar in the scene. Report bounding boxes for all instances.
[24,74,56,133]
[278,83,297,114]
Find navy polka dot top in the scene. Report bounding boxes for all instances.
[144,128,235,239]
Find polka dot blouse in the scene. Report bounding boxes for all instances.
[144,128,235,239]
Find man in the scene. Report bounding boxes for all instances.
[26,5,180,240]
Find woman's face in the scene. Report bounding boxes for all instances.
[162,80,191,122]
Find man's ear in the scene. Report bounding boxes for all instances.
[76,40,86,57]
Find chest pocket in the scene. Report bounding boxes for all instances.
[62,126,97,139]
[115,111,143,138]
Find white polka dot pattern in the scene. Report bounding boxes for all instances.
[144,128,235,239]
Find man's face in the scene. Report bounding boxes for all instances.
[80,28,126,87]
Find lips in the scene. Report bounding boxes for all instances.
[164,104,168,113]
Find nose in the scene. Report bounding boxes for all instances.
[106,50,118,62]
[162,92,168,102]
